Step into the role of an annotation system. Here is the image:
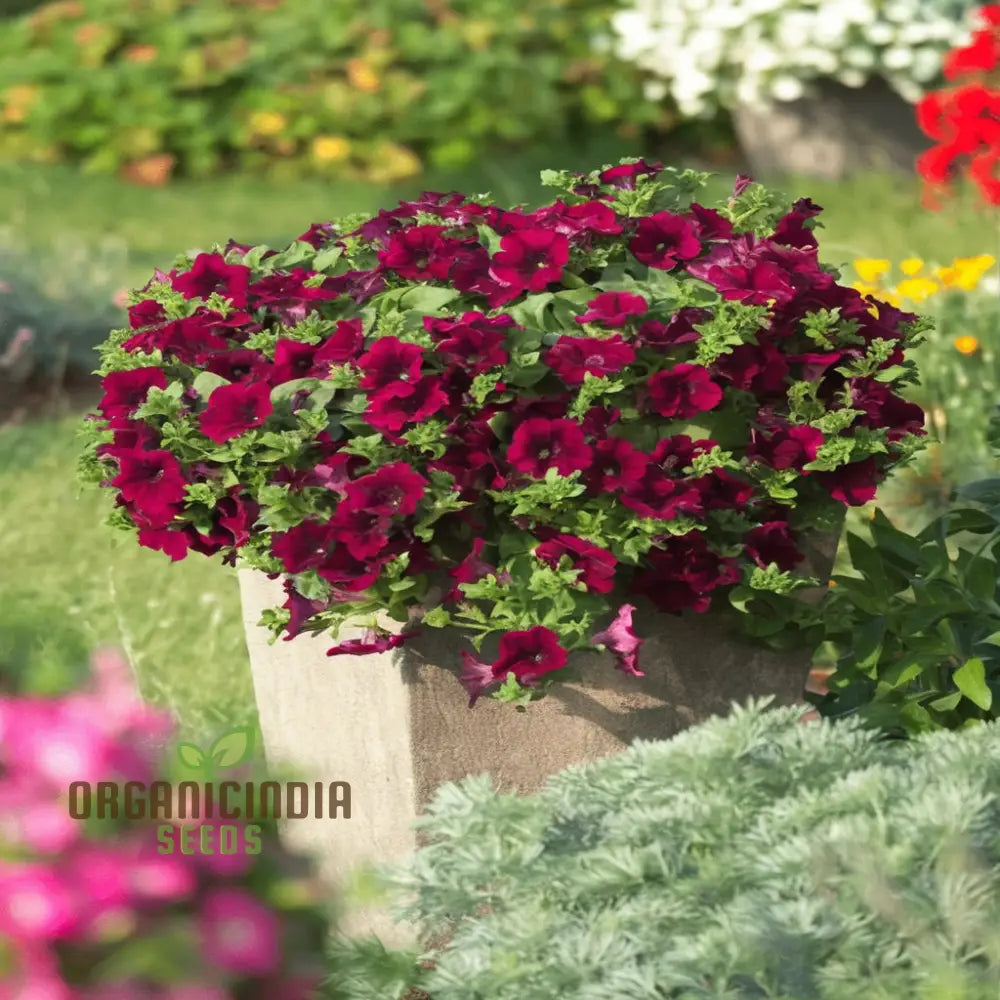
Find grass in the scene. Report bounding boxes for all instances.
[0,146,993,737]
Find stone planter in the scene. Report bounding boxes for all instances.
[238,528,839,945]
[731,77,929,181]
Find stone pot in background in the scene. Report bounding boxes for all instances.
[237,528,840,947]
[732,77,929,180]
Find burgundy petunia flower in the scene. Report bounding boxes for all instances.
[488,229,569,293]
[689,203,734,241]
[426,312,512,373]
[339,462,428,516]
[377,225,456,281]
[620,465,701,520]
[329,507,393,561]
[650,434,715,475]
[445,538,508,602]
[281,581,328,640]
[506,418,593,478]
[629,212,702,270]
[849,379,926,442]
[534,199,623,237]
[363,376,450,434]
[584,437,649,494]
[575,291,648,327]
[747,424,824,471]
[327,629,419,656]
[296,221,339,247]
[543,334,636,386]
[270,520,334,574]
[97,417,161,458]
[110,449,187,528]
[459,626,569,706]
[127,299,166,330]
[205,348,270,383]
[171,253,251,309]
[711,342,790,396]
[598,159,664,188]
[772,197,823,250]
[635,307,710,349]
[534,534,617,594]
[591,603,644,677]
[98,367,167,420]
[198,382,273,443]
[357,337,424,390]
[816,457,882,506]
[744,521,804,570]
[646,364,723,419]
[630,534,742,614]
[317,318,366,365]
[694,468,755,511]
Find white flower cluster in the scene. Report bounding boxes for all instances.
[609,0,979,115]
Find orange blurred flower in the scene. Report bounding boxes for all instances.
[346,58,380,93]
[124,44,158,64]
[954,334,980,355]
[119,153,175,187]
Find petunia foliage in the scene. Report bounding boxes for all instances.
[79,159,929,707]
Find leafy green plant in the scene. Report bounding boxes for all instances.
[0,0,670,184]
[325,698,1000,1000]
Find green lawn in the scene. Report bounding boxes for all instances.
[0,149,993,738]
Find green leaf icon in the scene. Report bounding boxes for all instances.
[177,743,207,770]
[210,725,255,769]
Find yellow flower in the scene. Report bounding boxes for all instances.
[935,264,959,287]
[952,254,996,290]
[249,110,286,136]
[954,335,980,355]
[346,58,380,93]
[895,276,939,302]
[311,135,351,163]
[853,258,890,283]
[900,257,924,276]
[851,280,880,297]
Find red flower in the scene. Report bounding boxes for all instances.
[488,229,569,293]
[591,603,644,677]
[630,534,741,614]
[426,312,512,372]
[816,458,881,506]
[584,437,649,494]
[620,465,701,520]
[543,334,636,386]
[635,308,709,350]
[171,253,251,309]
[198,382,273,443]
[357,337,424,390]
[98,367,167,420]
[506,418,593,478]
[363,376,450,434]
[575,291,648,327]
[206,348,270,383]
[377,225,456,280]
[646,364,723,419]
[598,159,664,188]
[629,212,702,270]
[327,629,419,656]
[340,462,428,516]
[744,521,804,570]
[534,534,617,594]
[534,199,623,237]
[270,520,333,574]
[459,626,568,706]
[329,506,394,561]
[317,318,365,364]
[111,449,187,527]
[747,424,824,471]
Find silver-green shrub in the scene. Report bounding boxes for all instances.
[328,698,1000,999]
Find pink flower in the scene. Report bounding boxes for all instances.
[591,604,644,677]
[0,863,79,941]
[326,629,419,656]
[199,888,282,976]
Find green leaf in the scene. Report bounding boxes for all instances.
[210,725,256,768]
[957,477,1000,507]
[177,743,207,769]
[192,370,231,399]
[397,285,462,314]
[953,657,993,710]
[312,244,344,271]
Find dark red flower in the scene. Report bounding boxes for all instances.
[534,199,623,237]
[543,334,636,386]
[635,307,709,349]
[340,462,428,517]
[327,629,419,656]
[377,225,456,280]
[317,318,365,365]
[630,533,741,613]
[772,198,823,250]
[296,222,339,248]
[206,349,270,383]
[693,468,755,511]
[97,417,161,458]
[534,534,617,594]
[357,337,424,390]
[171,253,251,309]
[744,521,804,571]
[620,465,701,520]
[98,367,167,420]
[281,582,328,640]
[270,520,334,574]
[816,457,881,506]
[689,204,734,241]
[110,449,187,528]
[329,507,393,561]
[426,312,512,373]
[598,159,664,188]
[584,437,649,494]
[591,603,644,677]
[849,379,925,442]
[629,212,702,270]
[575,291,648,327]
[488,229,569,293]
[363,376,449,434]
[459,626,568,706]
[506,418,593,478]
[650,434,715,475]
[747,423,824,471]
[646,364,723,419]
[198,382,273,443]
[127,299,166,330]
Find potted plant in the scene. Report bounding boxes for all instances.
[79,159,927,940]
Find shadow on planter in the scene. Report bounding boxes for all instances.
[732,77,930,181]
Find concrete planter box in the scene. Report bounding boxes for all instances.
[238,528,839,945]
[732,78,929,180]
